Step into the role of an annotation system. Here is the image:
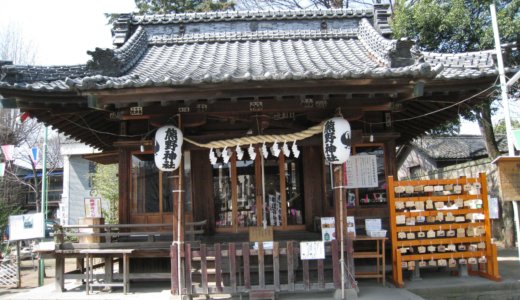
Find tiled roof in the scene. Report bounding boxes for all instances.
[130,9,374,24]
[412,135,508,160]
[0,8,501,92]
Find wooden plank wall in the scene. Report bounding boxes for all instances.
[302,146,324,232]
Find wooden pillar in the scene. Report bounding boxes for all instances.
[303,146,324,231]
[118,147,130,225]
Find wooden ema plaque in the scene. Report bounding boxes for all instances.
[492,156,520,201]
[249,226,274,242]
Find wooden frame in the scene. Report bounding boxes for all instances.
[214,146,305,232]
[129,150,177,224]
[388,173,501,287]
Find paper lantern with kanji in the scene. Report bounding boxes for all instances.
[322,117,351,164]
[154,125,183,171]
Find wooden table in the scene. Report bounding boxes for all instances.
[352,235,387,286]
[80,249,134,295]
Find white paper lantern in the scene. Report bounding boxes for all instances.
[154,125,183,171]
[322,117,351,164]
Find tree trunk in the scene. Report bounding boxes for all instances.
[475,101,515,247]
[476,101,499,158]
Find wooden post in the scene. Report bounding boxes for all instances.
[55,254,65,292]
[273,242,280,291]
[287,241,295,292]
[215,243,223,292]
[258,242,265,288]
[332,239,340,288]
[318,259,325,289]
[387,175,398,285]
[201,244,208,294]
[184,243,192,295]
[170,243,179,294]
[303,259,310,291]
[16,241,21,288]
[229,243,237,293]
[243,242,251,289]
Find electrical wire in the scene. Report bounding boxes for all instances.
[53,77,502,146]
[362,77,500,126]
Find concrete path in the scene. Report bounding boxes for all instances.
[1,248,519,300]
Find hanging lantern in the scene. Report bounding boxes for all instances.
[154,125,183,171]
[322,117,351,164]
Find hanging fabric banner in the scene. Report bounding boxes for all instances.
[1,145,14,161]
[154,125,183,171]
[0,162,5,177]
[322,117,351,164]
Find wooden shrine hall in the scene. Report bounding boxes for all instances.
[0,3,508,297]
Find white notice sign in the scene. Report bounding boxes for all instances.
[344,155,378,188]
[9,212,45,241]
[489,197,499,219]
[300,241,325,260]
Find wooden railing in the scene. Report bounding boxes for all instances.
[171,239,356,295]
[54,221,207,246]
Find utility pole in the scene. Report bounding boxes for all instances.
[490,2,520,263]
[38,126,48,286]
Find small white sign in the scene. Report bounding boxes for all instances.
[321,217,336,241]
[9,213,45,241]
[346,216,356,237]
[300,241,325,260]
[365,219,382,231]
[489,197,499,219]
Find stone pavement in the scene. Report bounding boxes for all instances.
[0,248,518,300]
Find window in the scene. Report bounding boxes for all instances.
[132,154,160,213]
[213,162,233,227]
[131,153,181,214]
[285,157,304,225]
[409,165,421,179]
[211,147,305,230]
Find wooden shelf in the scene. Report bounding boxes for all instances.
[388,174,500,288]
[352,235,386,286]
